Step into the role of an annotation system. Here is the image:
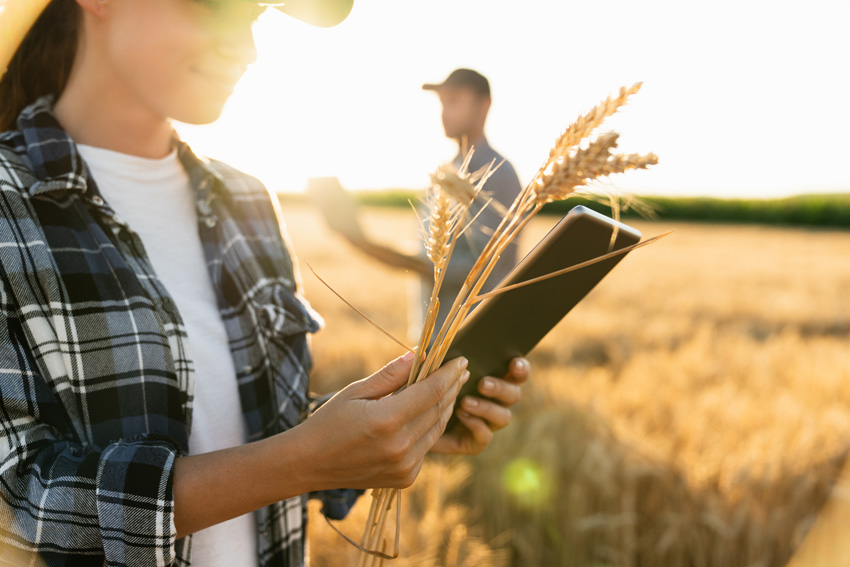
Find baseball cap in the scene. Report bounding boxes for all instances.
[0,0,354,80]
[422,68,491,98]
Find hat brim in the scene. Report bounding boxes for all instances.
[269,0,354,28]
[0,0,353,79]
[0,0,51,77]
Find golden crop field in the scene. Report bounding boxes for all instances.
[276,202,850,567]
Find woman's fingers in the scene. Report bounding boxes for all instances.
[477,376,522,407]
[411,397,457,456]
[351,350,416,400]
[390,357,468,422]
[404,367,470,441]
[428,358,531,457]
[506,357,531,384]
[455,410,494,454]
[460,395,512,430]
[472,356,529,406]
[381,359,471,483]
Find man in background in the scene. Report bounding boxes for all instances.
[314,68,523,340]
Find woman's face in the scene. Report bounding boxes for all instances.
[98,0,264,124]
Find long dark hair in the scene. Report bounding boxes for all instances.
[0,0,81,132]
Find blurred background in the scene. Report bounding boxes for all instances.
[177,0,850,565]
[177,0,849,199]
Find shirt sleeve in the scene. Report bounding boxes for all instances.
[309,488,366,521]
[0,292,182,566]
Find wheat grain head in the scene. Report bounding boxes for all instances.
[549,83,643,161]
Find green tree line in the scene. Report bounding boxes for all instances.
[282,190,850,229]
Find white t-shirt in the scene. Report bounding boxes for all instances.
[76,143,259,567]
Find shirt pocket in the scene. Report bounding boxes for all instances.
[248,282,323,431]
[250,281,323,341]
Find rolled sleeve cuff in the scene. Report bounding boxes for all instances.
[96,435,180,567]
[310,488,365,521]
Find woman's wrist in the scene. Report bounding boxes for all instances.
[173,427,317,538]
[258,426,318,498]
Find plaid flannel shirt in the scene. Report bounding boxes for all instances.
[0,96,360,566]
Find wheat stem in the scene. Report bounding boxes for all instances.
[353,83,660,561]
[306,263,413,353]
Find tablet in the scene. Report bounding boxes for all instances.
[444,205,641,429]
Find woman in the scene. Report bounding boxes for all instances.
[0,1,529,566]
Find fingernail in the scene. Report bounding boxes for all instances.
[403,350,415,361]
[463,396,479,409]
[460,370,470,384]
[459,357,469,369]
[481,377,494,392]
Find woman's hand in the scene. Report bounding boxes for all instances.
[429,357,531,455]
[173,352,467,538]
[286,352,470,491]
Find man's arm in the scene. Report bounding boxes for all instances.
[320,163,523,283]
[308,178,433,277]
[342,232,433,277]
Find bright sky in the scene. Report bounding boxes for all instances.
[176,0,850,198]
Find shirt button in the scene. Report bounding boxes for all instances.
[91,195,104,206]
[204,216,217,228]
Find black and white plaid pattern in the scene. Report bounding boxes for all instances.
[0,96,359,566]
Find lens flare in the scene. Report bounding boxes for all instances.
[501,457,552,508]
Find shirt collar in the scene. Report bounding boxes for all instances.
[172,131,232,207]
[17,95,89,197]
[17,95,230,205]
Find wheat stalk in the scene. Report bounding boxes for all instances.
[326,83,664,562]
[355,151,504,561]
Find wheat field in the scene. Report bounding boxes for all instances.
[276,202,850,567]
